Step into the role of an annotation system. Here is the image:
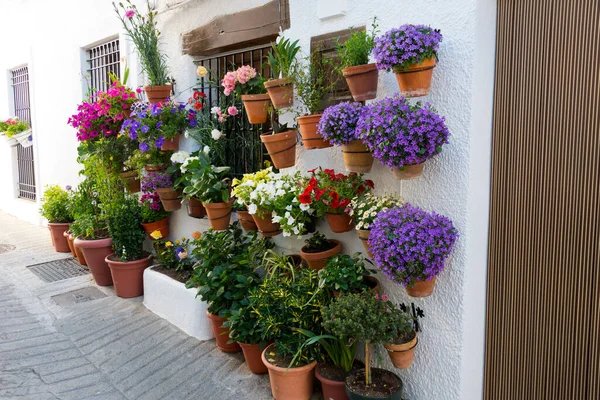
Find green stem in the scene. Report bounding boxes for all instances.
[365,343,371,386]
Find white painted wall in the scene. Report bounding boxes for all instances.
[0,1,496,398]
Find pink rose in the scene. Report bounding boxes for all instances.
[221,72,237,96]
[227,106,238,116]
[235,65,257,84]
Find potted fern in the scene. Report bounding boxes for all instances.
[264,37,300,108]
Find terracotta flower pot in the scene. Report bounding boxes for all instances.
[236,210,258,232]
[157,187,182,211]
[64,231,76,257]
[48,223,71,253]
[144,84,172,104]
[260,130,297,169]
[357,229,373,258]
[105,253,152,298]
[144,164,167,172]
[297,114,331,150]
[316,364,349,400]
[262,344,317,400]
[394,57,436,98]
[342,63,379,102]
[74,237,113,286]
[120,170,140,193]
[206,312,241,353]
[405,276,437,297]
[241,94,271,124]
[160,133,181,151]
[341,140,374,173]
[251,211,281,237]
[141,217,170,240]
[203,200,233,230]
[384,333,418,369]
[264,78,294,109]
[393,163,425,180]
[71,234,87,266]
[187,198,206,218]
[345,368,403,400]
[300,240,342,271]
[326,213,355,233]
[239,342,268,374]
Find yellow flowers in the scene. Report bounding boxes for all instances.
[165,241,173,247]
[196,65,208,77]
[150,230,162,240]
[263,160,272,168]
[109,156,114,161]
[175,240,181,245]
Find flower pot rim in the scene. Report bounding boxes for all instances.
[105,252,152,267]
[48,222,72,227]
[261,344,317,374]
[345,368,403,397]
[74,237,113,248]
[393,57,436,74]
[241,93,271,100]
[141,217,169,226]
[143,84,173,90]
[260,129,297,142]
[206,311,227,322]
[315,363,348,384]
[342,63,378,77]
[202,199,234,209]
[296,113,323,123]
[264,77,292,88]
[300,240,341,260]
[384,334,418,352]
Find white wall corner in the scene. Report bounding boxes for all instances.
[317,0,347,20]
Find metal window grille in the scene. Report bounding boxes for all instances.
[87,39,120,97]
[11,66,36,201]
[196,45,272,178]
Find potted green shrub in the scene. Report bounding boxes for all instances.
[39,185,74,253]
[338,18,380,101]
[322,292,404,399]
[383,305,418,369]
[318,254,379,297]
[264,37,300,108]
[300,232,341,271]
[114,0,171,103]
[139,192,170,240]
[104,195,152,298]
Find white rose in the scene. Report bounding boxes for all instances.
[211,129,223,140]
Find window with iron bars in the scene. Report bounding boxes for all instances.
[195,44,273,178]
[11,66,36,201]
[87,39,120,98]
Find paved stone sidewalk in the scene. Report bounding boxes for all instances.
[0,212,274,400]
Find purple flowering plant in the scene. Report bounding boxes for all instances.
[317,101,365,146]
[358,94,450,168]
[139,192,169,223]
[141,170,173,193]
[373,24,443,71]
[368,204,458,287]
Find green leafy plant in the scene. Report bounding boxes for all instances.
[69,178,108,239]
[296,328,357,373]
[114,0,169,86]
[1,117,30,138]
[262,249,302,278]
[39,185,74,223]
[266,37,301,79]
[174,149,231,203]
[105,195,146,261]
[223,297,265,345]
[293,50,338,116]
[318,253,375,294]
[337,18,379,68]
[302,232,336,253]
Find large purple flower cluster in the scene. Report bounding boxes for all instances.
[317,102,364,146]
[141,171,173,192]
[373,24,443,71]
[368,204,458,287]
[358,94,450,168]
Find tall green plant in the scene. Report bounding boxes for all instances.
[39,185,73,223]
[105,195,146,261]
[266,37,300,79]
[114,0,169,86]
[293,51,338,116]
[337,18,379,68]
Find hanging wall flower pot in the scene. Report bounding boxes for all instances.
[260,130,297,169]
[357,229,374,258]
[203,200,233,230]
[236,210,258,232]
[241,94,271,124]
[393,163,425,180]
[156,187,182,211]
[160,133,181,151]
[264,78,294,109]
[251,211,281,237]
[239,342,268,374]
[326,213,355,233]
[144,84,172,104]
[341,140,374,173]
[394,57,436,98]
[74,237,113,286]
[105,253,153,298]
[206,312,241,353]
[48,223,71,253]
[406,276,437,298]
[187,198,206,218]
[384,332,418,369]
[297,114,331,150]
[120,170,140,193]
[144,164,167,172]
[262,344,317,400]
[300,239,342,271]
[342,63,379,101]
[141,217,170,240]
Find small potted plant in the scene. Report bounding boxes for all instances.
[39,185,74,253]
[373,24,443,97]
[338,18,380,101]
[348,193,403,257]
[104,195,152,298]
[383,305,418,369]
[317,102,371,173]
[322,292,404,399]
[369,204,458,297]
[115,1,171,103]
[221,65,270,124]
[233,202,257,232]
[169,151,205,218]
[260,118,297,169]
[264,37,300,108]
[318,253,379,297]
[2,117,32,147]
[293,51,337,149]
[139,192,170,239]
[358,95,450,179]
[300,232,341,271]
[232,168,274,233]
[142,170,182,211]
[270,172,316,237]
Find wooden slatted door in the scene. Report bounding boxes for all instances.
[484,1,600,399]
